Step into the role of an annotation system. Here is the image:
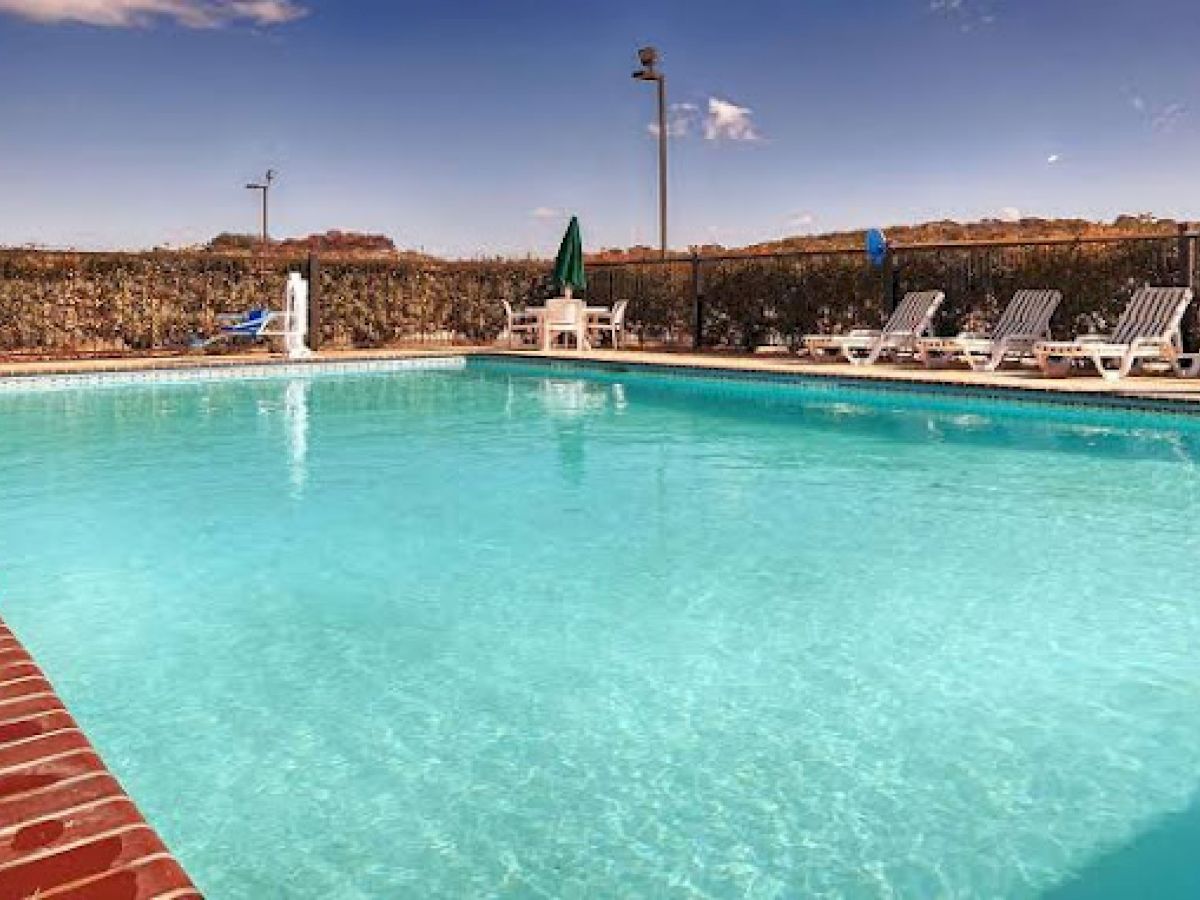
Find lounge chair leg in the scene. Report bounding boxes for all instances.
[1176,355,1200,377]
[1092,350,1125,382]
[844,340,884,366]
[984,340,1009,372]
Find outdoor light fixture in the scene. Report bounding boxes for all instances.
[632,46,668,259]
[634,46,660,76]
[245,169,277,251]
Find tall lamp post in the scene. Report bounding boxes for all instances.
[245,169,277,252]
[632,47,668,260]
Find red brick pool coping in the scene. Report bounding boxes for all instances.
[0,618,201,899]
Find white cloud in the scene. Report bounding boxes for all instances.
[1046,154,1061,164]
[530,207,563,222]
[786,212,815,229]
[998,207,1021,223]
[647,97,762,143]
[0,0,307,27]
[703,98,761,142]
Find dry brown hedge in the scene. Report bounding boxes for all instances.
[0,237,1192,357]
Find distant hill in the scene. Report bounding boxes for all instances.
[193,215,1190,264]
[590,215,1189,262]
[205,230,434,260]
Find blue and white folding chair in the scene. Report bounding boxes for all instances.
[217,308,276,338]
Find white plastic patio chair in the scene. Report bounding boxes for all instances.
[544,297,588,351]
[501,300,540,348]
[916,289,1062,371]
[1033,286,1194,381]
[803,290,946,366]
[588,299,629,348]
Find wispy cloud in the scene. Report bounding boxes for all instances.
[998,207,1022,223]
[1046,154,1061,165]
[1151,102,1187,133]
[786,212,815,229]
[650,97,762,143]
[1124,87,1188,134]
[647,102,699,139]
[928,0,995,32]
[529,207,564,222]
[0,0,307,28]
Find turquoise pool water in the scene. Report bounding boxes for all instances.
[2,359,1200,898]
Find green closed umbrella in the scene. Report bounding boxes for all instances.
[552,216,587,297]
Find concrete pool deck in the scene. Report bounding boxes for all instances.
[0,617,200,899]
[4,346,1200,408]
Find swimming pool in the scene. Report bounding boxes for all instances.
[2,357,1199,898]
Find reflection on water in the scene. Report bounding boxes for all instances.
[537,378,624,418]
[536,379,630,485]
[283,378,309,497]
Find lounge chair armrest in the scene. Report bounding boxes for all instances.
[956,331,989,340]
[1130,336,1171,349]
[1076,333,1113,343]
[847,329,882,337]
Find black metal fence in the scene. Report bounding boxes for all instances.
[590,229,1200,351]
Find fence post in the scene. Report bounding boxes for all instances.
[1179,224,1196,289]
[690,251,704,350]
[306,252,322,352]
[1179,225,1198,352]
[883,247,898,314]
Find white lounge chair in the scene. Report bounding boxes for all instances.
[1033,286,1194,381]
[501,300,540,348]
[916,289,1062,371]
[588,299,629,348]
[803,290,946,366]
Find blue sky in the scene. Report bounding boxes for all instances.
[1,0,1198,256]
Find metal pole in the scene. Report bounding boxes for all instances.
[634,48,668,261]
[657,76,668,260]
[246,170,275,253]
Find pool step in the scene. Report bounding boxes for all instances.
[0,618,201,899]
